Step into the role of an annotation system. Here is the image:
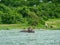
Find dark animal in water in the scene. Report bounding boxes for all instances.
[20,27,35,33]
[20,30,34,33]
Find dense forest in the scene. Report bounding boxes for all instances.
[0,0,60,26]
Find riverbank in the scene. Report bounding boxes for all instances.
[45,19,60,30]
[0,19,60,30]
[0,24,28,30]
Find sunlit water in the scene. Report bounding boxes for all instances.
[0,29,60,45]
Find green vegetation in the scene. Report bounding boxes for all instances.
[45,19,60,30]
[0,24,27,30]
[0,0,60,30]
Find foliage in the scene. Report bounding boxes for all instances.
[0,0,60,26]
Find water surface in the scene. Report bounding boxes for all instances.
[0,29,60,45]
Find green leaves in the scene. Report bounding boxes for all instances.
[0,0,60,26]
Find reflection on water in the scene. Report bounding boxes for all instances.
[0,29,60,45]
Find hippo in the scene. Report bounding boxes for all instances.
[20,27,35,33]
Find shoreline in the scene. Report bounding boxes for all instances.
[0,28,60,30]
[0,23,60,30]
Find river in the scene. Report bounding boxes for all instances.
[0,29,60,45]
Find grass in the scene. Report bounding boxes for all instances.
[0,19,60,30]
[45,18,60,30]
[0,24,40,30]
[0,24,28,30]
[0,24,44,30]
